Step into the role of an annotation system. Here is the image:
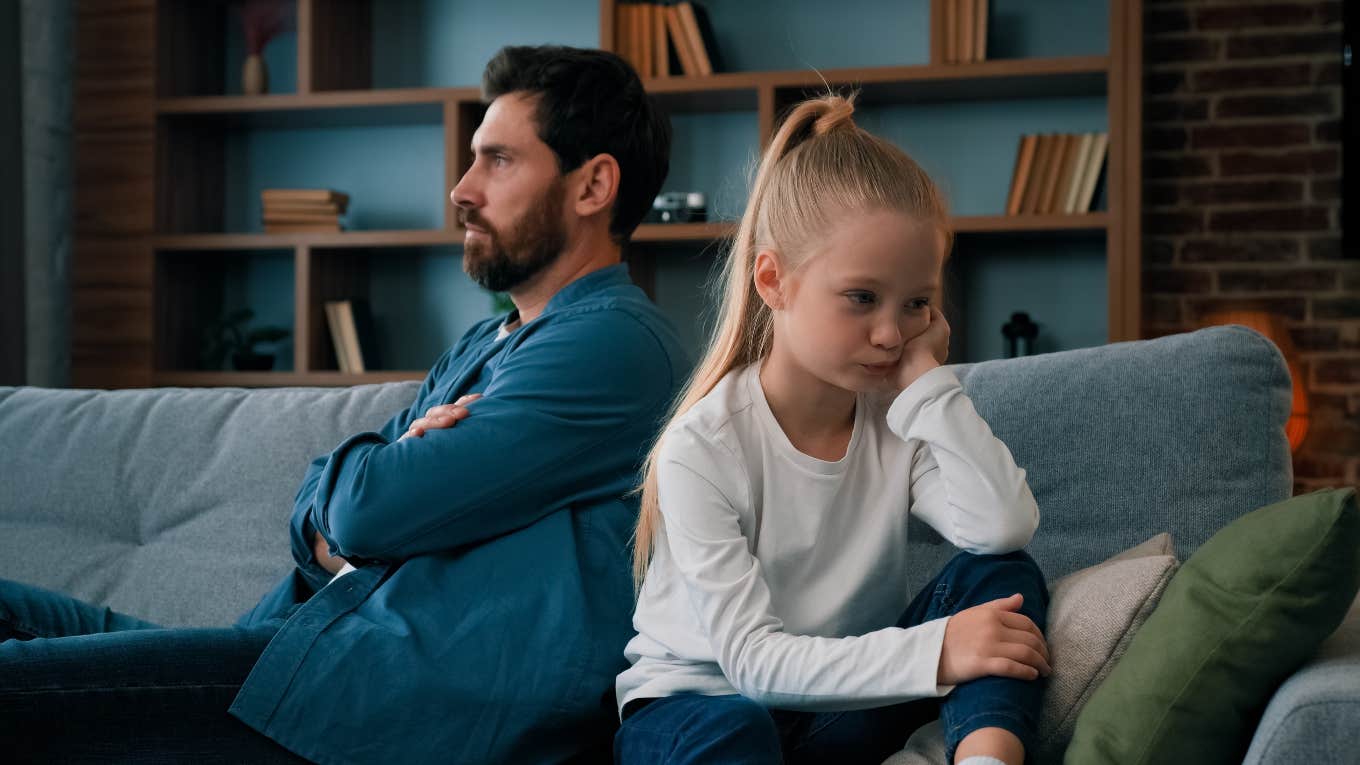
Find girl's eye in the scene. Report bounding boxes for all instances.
[845,291,876,306]
[907,298,931,311]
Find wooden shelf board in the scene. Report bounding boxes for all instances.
[156,88,478,128]
[634,222,737,242]
[153,371,427,388]
[154,230,464,251]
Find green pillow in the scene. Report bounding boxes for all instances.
[1065,488,1360,765]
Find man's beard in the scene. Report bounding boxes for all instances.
[461,179,567,294]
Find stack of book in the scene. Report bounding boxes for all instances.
[261,189,349,233]
[323,299,378,374]
[1005,132,1109,216]
[939,0,989,64]
[615,1,719,78]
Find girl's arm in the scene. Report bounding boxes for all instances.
[888,366,1039,553]
[656,429,955,711]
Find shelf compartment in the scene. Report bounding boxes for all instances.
[158,0,300,98]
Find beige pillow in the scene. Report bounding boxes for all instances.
[883,535,1180,765]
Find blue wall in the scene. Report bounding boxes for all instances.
[221,0,1114,368]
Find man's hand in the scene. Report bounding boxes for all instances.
[895,306,950,390]
[399,394,481,441]
[313,529,349,575]
[937,593,1052,686]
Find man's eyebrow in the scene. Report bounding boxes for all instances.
[471,142,514,157]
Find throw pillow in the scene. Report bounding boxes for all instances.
[1065,488,1360,765]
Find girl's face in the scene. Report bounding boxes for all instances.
[768,208,945,394]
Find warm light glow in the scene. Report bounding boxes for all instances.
[1200,311,1310,452]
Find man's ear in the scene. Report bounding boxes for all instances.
[571,154,620,219]
[752,250,786,310]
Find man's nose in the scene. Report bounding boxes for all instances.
[451,168,481,211]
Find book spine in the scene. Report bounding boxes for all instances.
[1006,134,1038,217]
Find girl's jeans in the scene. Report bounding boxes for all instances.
[615,550,1050,765]
[0,577,305,763]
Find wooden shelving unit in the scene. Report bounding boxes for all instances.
[70,0,1141,388]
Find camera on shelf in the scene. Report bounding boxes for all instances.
[645,191,707,224]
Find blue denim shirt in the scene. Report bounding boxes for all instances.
[230,264,686,764]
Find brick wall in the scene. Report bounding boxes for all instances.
[1142,0,1357,493]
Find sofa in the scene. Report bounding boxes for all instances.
[1,324,1356,763]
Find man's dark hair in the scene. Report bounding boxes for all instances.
[483,45,672,245]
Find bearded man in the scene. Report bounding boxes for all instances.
[0,45,684,764]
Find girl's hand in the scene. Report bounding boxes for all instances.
[936,593,1052,686]
[896,306,950,390]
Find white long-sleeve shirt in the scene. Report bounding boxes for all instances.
[616,363,1039,715]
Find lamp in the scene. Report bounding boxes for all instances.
[1199,311,1310,452]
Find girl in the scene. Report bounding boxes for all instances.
[615,94,1051,765]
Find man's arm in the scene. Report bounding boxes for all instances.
[307,310,677,561]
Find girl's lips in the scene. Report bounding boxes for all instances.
[861,362,896,374]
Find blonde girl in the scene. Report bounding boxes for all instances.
[614,94,1051,765]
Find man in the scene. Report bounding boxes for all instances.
[0,46,683,763]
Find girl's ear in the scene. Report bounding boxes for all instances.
[752,250,785,310]
[571,153,620,219]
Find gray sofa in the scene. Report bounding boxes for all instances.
[1,325,1356,763]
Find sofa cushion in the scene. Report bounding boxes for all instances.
[881,535,1179,765]
[1242,591,1360,765]
[903,325,1293,596]
[1065,488,1360,765]
[0,382,421,627]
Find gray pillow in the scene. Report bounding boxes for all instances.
[884,535,1179,765]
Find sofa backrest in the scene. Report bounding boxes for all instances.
[0,325,1294,626]
[0,381,421,627]
[905,324,1294,594]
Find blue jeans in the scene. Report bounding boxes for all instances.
[615,550,1049,765]
[0,577,307,763]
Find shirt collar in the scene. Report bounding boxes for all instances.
[542,262,632,314]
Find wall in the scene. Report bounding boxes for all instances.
[1141,0,1356,492]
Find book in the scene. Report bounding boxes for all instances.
[1019,134,1051,215]
[262,201,345,215]
[263,211,342,224]
[944,0,957,63]
[323,301,353,374]
[1005,134,1038,216]
[1074,132,1109,213]
[974,0,989,62]
[665,4,700,76]
[262,189,349,207]
[959,0,975,64]
[265,222,342,233]
[642,3,655,79]
[1062,133,1096,214]
[676,2,719,76]
[1037,133,1071,214]
[1049,133,1082,215]
[653,2,670,77]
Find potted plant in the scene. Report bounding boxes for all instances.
[201,308,291,371]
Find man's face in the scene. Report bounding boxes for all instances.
[451,93,569,293]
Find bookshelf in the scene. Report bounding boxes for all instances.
[71,0,1141,388]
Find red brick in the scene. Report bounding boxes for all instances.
[1192,63,1311,92]
[1225,31,1341,58]
[1214,92,1335,119]
[1304,421,1360,456]
[1220,148,1339,176]
[1218,267,1337,292]
[1148,126,1190,151]
[1148,37,1223,63]
[1181,179,1305,205]
[1314,298,1360,320]
[1295,452,1351,479]
[1145,155,1215,179]
[1146,70,1188,95]
[1146,97,1211,122]
[1342,269,1360,292]
[1289,325,1342,351]
[1146,8,1192,35]
[1147,210,1206,234]
[1318,0,1343,25]
[1188,296,1308,322]
[1145,183,1180,206]
[1317,61,1342,85]
[1143,295,1183,324]
[1209,206,1330,232]
[1191,122,1311,150]
[1196,4,1317,30]
[1181,238,1301,263]
[1146,239,1176,265]
[1146,268,1215,294]
[1309,237,1344,261]
[1312,177,1341,202]
[1316,119,1341,142]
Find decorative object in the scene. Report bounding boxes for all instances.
[238,0,290,96]
[645,191,707,223]
[1001,311,1038,357]
[1199,310,1310,452]
[201,308,291,372]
